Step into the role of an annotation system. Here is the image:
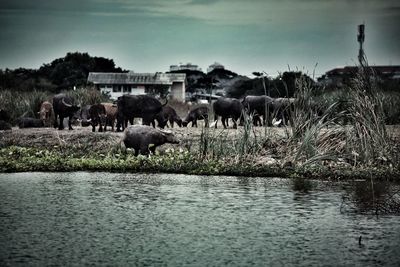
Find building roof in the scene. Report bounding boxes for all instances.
[87,72,186,85]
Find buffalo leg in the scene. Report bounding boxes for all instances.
[222,117,227,129]
[214,114,218,128]
[58,116,65,130]
[140,144,150,156]
[68,116,73,130]
[232,119,237,129]
[54,113,59,129]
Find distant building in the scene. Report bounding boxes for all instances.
[87,72,186,101]
[318,65,400,87]
[207,62,225,73]
[169,63,202,72]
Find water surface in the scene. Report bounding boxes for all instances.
[0,172,399,266]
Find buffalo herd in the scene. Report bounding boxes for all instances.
[1,93,295,155]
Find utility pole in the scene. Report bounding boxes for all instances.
[357,24,365,66]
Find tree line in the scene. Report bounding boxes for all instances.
[0,51,325,98]
[0,52,124,92]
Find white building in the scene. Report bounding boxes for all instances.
[169,63,202,72]
[87,72,186,101]
[207,62,225,73]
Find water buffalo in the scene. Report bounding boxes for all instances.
[38,101,53,127]
[0,120,12,130]
[242,95,274,126]
[182,106,209,127]
[116,95,167,132]
[122,125,179,156]
[18,117,44,128]
[53,94,80,130]
[154,105,182,129]
[89,104,107,132]
[79,105,92,127]
[213,97,243,129]
[0,109,10,122]
[102,103,118,132]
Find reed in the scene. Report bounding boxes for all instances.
[0,90,49,123]
[346,64,391,164]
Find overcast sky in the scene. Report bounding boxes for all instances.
[1,0,399,77]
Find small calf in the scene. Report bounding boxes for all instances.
[154,105,182,129]
[0,120,12,130]
[18,117,44,128]
[182,106,209,127]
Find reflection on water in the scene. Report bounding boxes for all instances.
[0,172,400,266]
[341,180,400,215]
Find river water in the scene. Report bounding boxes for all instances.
[0,172,399,266]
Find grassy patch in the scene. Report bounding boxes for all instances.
[1,146,399,181]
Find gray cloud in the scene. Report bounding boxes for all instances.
[0,0,399,74]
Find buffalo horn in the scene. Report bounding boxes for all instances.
[62,98,73,107]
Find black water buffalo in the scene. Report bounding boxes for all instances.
[79,105,92,127]
[116,95,167,132]
[213,97,243,129]
[182,106,209,127]
[89,104,107,132]
[18,117,44,128]
[242,95,274,126]
[122,125,179,156]
[153,105,182,129]
[0,120,12,130]
[53,94,80,130]
[102,103,118,132]
[38,101,53,127]
[0,109,10,122]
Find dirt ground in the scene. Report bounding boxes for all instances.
[0,122,287,154]
[1,122,399,153]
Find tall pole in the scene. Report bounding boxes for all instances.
[357,24,365,66]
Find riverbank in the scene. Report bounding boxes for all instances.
[1,126,399,180]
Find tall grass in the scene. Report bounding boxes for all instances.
[65,87,110,106]
[346,64,391,164]
[282,58,396,167]
[0,90,49,124]
[196,111,267,163]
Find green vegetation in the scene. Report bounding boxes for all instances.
[1,146,399,180]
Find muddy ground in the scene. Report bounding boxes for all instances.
[0,122,285,151]
[1,123,399,156]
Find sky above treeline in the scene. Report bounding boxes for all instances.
[1,0,399,77]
